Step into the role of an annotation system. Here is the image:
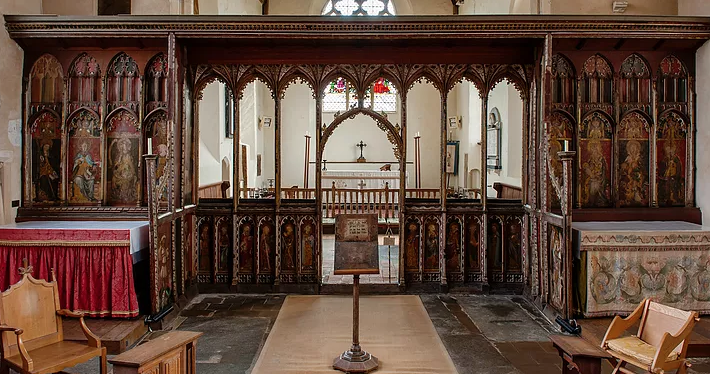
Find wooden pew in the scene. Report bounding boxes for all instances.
[109,331,202,374]
[198,181,230,199]
[493,182,522,199]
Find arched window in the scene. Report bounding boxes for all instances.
[322,0,395,16]
[323,77,398,113]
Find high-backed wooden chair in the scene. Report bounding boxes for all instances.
[0,265,106,374]
[601,298,699,374]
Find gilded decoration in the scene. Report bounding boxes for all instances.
[68,110,102,204]
[578,112,613,208]
[618,112,650,207]
[106,110,140,205]
[657,111,687,207]
[30,111,61,204]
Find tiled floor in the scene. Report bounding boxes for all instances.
[321,234,400,284]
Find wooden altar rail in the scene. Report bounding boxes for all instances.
[198,181,230,199]
[322,184,398,220]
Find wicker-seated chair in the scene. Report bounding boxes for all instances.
[601,298,699,374]
[0,265,106,374]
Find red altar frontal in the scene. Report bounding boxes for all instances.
[0,221,148,318]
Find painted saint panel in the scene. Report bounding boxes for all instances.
[548,111,574,210]
[464,216,481,273]
[68,110,102,204]
[578,112,613,208]
[281,220,297,272]
[238,218,255,273]
[31,112,61,204]
[197,218,213,277]
[618,112,650,207]
[505,217,523,274]
[549,225,565,312]
[423,218,439,272]
[155,221,173,313]
[657,111,687,207]
[106,110,140,205]
[404,218,421,272]
[216,217,232,276]
[145,110,169,201]
[258,218,276,278]
[488,217,503,274]
[300,218,317,272]
[445,218,462,276]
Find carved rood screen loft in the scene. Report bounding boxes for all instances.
[6,15,710,315]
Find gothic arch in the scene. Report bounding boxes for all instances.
[320,107,403,162]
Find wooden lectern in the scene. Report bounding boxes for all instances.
[332,214,380,373]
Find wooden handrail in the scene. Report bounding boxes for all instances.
[198,181,230,199]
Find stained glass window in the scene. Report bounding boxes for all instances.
[323,77,398,113]
[322,0,395,16]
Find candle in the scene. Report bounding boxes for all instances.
[305,131,310,137]
[562,140,569,152]
[147,138,153,154]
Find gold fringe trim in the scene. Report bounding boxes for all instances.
[73,308,140,316]
[0,240,129,247]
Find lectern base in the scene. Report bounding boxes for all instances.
[333,349,379,373]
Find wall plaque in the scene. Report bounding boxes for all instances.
[334,214,379,275]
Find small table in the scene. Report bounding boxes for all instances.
[109,331,202,374]
[550,335,612,374]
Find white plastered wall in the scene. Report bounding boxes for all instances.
[406,83,442,189]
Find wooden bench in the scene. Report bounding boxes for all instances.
[0,265,106,374]
[109,331,202,374]
[550,335,611,374]
[493,182,522,199]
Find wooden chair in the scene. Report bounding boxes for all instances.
[601,298,699,374]
[0,265,106,374]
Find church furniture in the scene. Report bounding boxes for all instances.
[0,221,145,318]
[493,182,522,199]
[197,181,230,199]
[550,334,611,374]
[108,330,202,374]
[0,267,107,374]
[572,221,710,317]
[601,299,699,374]
[4,14,709,308]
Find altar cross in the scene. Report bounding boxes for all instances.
[356,140,367,162]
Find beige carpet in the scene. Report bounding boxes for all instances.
[251,295,458,374]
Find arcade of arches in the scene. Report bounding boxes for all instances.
[3,1,710,372]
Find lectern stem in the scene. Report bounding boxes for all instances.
[352,274,360,350]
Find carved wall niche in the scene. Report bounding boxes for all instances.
[68,53,101,113]
[257,216,276,283]
[145,53,168,113]
[445,215,463,283]
[67,110,102,205]
[578,112,613,208]
[548,111,575,210]
[656,111,688,207]
[106,110,140,205]
[619,54,651,115]
[580,54,613,116]
[236,216,256,284]
[30,111,62,205]
[551,54,576,114]
[106,52,140,113]
[618,112,651,207]
[658,55,689,114]
[28,54,63,116]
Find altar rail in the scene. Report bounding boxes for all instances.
[198,181,230,199]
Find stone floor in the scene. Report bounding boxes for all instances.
[61,294,710,374]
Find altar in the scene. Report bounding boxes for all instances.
[322,170,405,189]
[0,221,148,318]
[573,221,710,317]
